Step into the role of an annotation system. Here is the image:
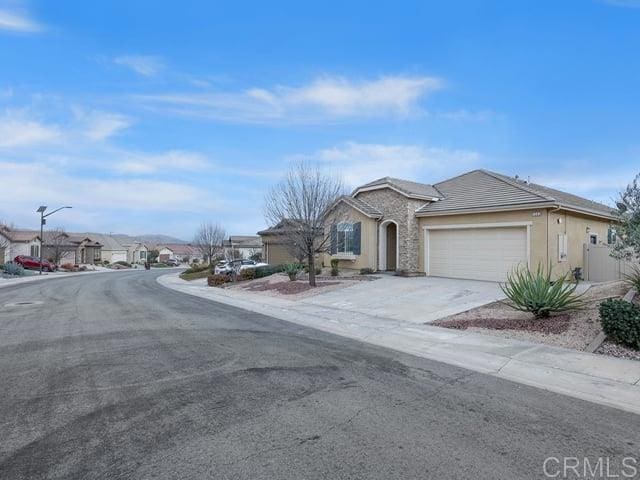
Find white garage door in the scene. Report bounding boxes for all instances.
[426,227,528,282]
[110,252,128,263]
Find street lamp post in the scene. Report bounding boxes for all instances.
[37,206,72,275]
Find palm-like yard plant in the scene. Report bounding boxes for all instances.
[500,264,584,318]
[623,265,640,292]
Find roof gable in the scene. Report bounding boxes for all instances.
[353,177,441,200]
[325,195,383,219]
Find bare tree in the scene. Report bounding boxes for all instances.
[42,228,76,265]
[264,161,343,287]
[193,222,226,265]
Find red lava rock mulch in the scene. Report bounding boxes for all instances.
[432,314,571,335]
[242,280,340,295]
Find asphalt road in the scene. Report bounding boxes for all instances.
[0,271,638,480]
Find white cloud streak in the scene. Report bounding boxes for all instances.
[296,141,480,188]
[0,112,60,147]
[0,8,41,32]
[113,150,210,174]
[135,75,444,124]
[114,55,164,77]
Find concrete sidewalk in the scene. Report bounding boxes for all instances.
[158,273,640,415]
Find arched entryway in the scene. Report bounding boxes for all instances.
[379,220,398,271]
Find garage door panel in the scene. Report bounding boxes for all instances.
[427,227,527,282]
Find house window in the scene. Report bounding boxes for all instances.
[589,234,598,245]
[30,245,40,257]
[558,234,568,262]
[607,228,617,245]
[140,251,147,260]
[337,223,354,254]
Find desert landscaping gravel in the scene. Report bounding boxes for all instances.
[434,281,630,352]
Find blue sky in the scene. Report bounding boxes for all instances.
[1,0,639,239]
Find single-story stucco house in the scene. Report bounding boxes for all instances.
[123,241,148,264]
[157,244,203,264]
[322,169,618,282]
[0,227,42,264]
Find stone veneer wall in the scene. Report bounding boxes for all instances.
[356,189,426,272]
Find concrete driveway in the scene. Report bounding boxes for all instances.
[301,275,504,323]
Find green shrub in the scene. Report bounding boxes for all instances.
[600,298,640,349]
[254,264,285,278]
[284,263,303,281]
[151,262,169,268]
[3,262,24,276]
[208,274,231,286]
[114,260,131,268]
[241,268,256,280]
[183,263,210,275]
[360,267,374,275]
[623,265,640,292]
[330,258,339,276]
[500,264,584,318]
[102,260,110,265]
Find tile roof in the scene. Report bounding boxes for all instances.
[415,170,617,218]
[335,195,384,218]
[224,236,262,248]
[79,233,125,250]
[354,177,442,199]
[0,228,40,242]
[158,243,198,255]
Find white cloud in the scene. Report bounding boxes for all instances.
[135,74,444,124]
[0,8,41,32]
[114,55,164,77]
[113,150,210,174]
[0,161,222,214]
[297,141,480,188]
[77,110,132,140]
[0,112,60,147]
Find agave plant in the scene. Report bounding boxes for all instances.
[623,265,640,292]
[283,263,303,281]
[500,264,584,318]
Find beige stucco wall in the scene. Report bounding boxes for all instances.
[547,210,612,275]
[263,241,297,265]
[323,202,377,271]
[418,207,614,277]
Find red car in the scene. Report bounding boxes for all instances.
[14,255,57,272]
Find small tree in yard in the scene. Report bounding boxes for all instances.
[612,172,640,263]
[264,161,343,287]
[194,222,226,265]
[42,228,76,265]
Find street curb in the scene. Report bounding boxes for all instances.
[158,273,640,415]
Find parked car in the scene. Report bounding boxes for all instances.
[166,258,180,266]
[214,259,267,275]
[14,255,57,272]
[214,261,231,275]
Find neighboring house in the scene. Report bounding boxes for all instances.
[323,169,618,282]
[82,234,128,264]
[0,227,41,265]
[123,241,148,264]
[42,231,102,265]
[257,220,321,265]
[222,235,263,260]
[157,244,202,263]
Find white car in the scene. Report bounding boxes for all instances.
[214,259,267,275]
